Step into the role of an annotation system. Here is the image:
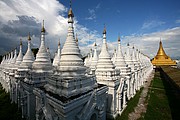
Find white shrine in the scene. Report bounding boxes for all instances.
[0,1,153,120]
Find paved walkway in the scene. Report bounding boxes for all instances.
[128,70,155,120]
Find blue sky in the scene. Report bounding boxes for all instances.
[61,0,180,39]
[0,0,180,59]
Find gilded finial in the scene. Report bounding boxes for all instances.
[68,0,74,17]
[94,42,97,46]
[28,32,31,41]
[70,0,72,8]
[20,39,22,45]
[103,24,106,34]
[41,20,46,33]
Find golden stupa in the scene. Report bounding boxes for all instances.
[151,40,176,66]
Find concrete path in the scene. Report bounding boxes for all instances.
[128,70,155,120]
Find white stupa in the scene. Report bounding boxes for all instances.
[90,42,98,73]
[111,48,117,64]
[15,39,23,66]
[56,6,86,77]
[95,27,120,118]
[95,27,118,78]
[9,49,17,76]
[53,40,61,66]
[18,33,35,72]
[32,21,52,72]
[125,43,135,70]
[45,5,96,98]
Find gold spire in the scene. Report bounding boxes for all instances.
[20,39,22,45]
[28,32,31,41]
[152,40,176,66]
[68,0,74,18]
[156,40,167,57]
[103,24,106,34]
[41,20,46,33]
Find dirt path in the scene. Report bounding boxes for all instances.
[128,70,154,120]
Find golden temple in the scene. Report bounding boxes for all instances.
[151,40,176,66]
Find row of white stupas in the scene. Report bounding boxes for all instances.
[0,3,153,120]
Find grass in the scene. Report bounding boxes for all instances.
[139,68,180,120]
[115,88,143,120]
[0,84,24,120]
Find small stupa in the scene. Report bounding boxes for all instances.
[151,40,176,66]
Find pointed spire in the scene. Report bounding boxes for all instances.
[15,39,23,65]
[20,38,22,45]
[94,40,97,47]
[58,1,85,77]
[96,27,114,72]
[90,40,98,71]
[28,32,31,41]
[18,33,34,70]
[118,34,120,42]
[114,35,127,68]
[32,20,52,72]
[53,40,61,66]
[41,20,46,33]
[103,24,106,34]
[11,48,17,64]
[68,0,74,18]
[58,39,60,46]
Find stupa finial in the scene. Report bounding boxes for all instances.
[41,20,46,33]
[103,24,106,34]
[28,32,31,41]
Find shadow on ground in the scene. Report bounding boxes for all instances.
[159,67,180,120]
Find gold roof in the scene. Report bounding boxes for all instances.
[28,32,31,41]
[41,20,46,33]
[152,40,176,66]
[156,41,167,57]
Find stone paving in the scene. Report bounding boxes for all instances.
[128,70,155,120]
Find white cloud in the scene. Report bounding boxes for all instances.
[175,19,180,24]
[0,0,102,56]
[85,3,101,20]
[121,27,180,59]
[141,20,165,29]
